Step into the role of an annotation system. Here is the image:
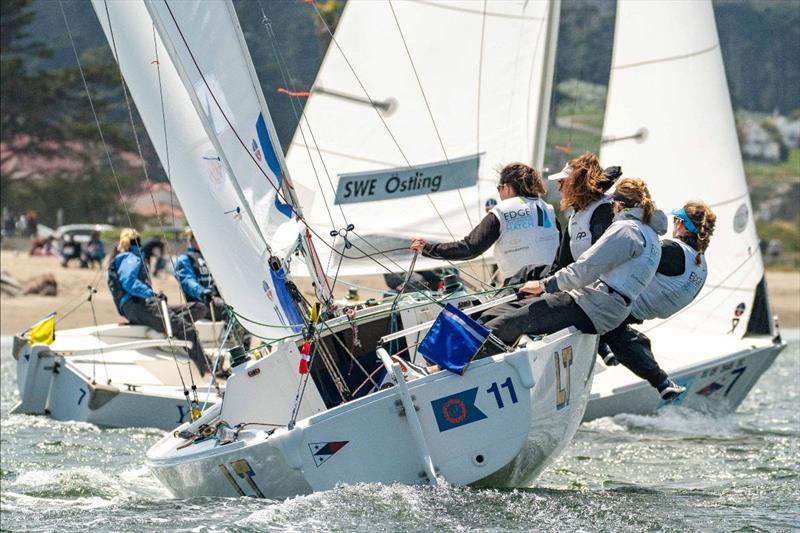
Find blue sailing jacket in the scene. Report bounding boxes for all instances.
[107,245,155,312]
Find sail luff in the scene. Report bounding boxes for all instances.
[148,2,271,252]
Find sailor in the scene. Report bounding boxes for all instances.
[479,178,663,343]
[175,229,219,312]
[175,228,250,350]
[600,201,717,400]
[410,162,560,285]
[547,152,622,270]
[107,228,210,375]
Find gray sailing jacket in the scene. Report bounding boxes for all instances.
[541,208,667,334]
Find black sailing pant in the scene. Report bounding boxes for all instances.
[599,314,669,388]
[479,292,597,346]
[120,299,210,375]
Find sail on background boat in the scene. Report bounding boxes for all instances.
[600,0,764,338]
[286,0,559,276]
[92,0,302,340]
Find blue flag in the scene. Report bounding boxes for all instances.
[417,304,491,374]
[430,387,487,432]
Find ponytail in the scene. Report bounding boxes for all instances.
[117,228,140,253]
[682,201,716,264]
[498,162,546,198]
[612,178,654,224]
[559,152,605,211]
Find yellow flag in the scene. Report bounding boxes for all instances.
[29,313,56,345]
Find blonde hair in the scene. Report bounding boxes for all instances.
[560,152,604,211]
[612,178,655,224]
[498,162,546,197]
[682,201,716,265]
[117,228,140,252]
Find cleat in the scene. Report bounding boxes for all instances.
[658,379,686,401]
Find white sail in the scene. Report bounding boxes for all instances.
[285,0,558,276]
[92,0,303,340]
[600,0,763,338]
[143,0,302,255]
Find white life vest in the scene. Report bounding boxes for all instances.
[632,239,707,320]
[568,197,612,260]
[491,196,559,277]
[598,218,661,302]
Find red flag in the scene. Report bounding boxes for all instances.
[299,341,311,374]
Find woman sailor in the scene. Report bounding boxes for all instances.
[410,162,560,285]
[547,152,622,270]
[479,178,663,343]
[107,228,210,376]
[600,201,717,399]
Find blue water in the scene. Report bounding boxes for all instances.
[1,333,798,531]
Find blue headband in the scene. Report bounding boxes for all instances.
[671,207,698,233]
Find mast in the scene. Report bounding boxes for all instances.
[531,0,561,169]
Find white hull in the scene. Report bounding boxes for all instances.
[11,323,222,430]
[148,328,597,498]
[584,330,785,422]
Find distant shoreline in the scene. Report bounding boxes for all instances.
[1,251,798,335]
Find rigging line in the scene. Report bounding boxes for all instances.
[60,1,184,392]
[307,0,459,242]
[641,246,760,334]
[387,0,473,229]
[474,0,489,280]
[415,0,546,21]
[258,0,349,229]
[87,289,111,384]
[257,1,339,230]
[152,26,178,239]
[57,0,133,230]
[104,1,201,398]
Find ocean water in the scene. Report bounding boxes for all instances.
[1,334,798,532]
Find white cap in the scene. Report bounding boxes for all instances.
[547,164,572,181]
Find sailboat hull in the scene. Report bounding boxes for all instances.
[11,324,221,430]
[584,332,785,422]
[147,328,597,498]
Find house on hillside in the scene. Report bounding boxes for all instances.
[127,182,186,226]
[0,136,143,180]
[741,123,781,161]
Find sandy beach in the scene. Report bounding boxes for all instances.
[1,250,798,335]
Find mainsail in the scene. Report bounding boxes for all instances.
[92,0,302,340]
[600,0,763,338]
[285,0,559,276]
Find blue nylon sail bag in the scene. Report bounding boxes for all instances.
[417,304,491,375]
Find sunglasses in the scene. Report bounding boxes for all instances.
[496,183,507,192]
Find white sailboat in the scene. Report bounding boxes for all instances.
[584,0,785,421]
[114,0,603,497]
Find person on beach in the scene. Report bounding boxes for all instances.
[599,201,717,400]
[107,228,210,375]
[80,231,106,269]
[478,178,663,344]
[547,152,623,271]
[409,162,560,286]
